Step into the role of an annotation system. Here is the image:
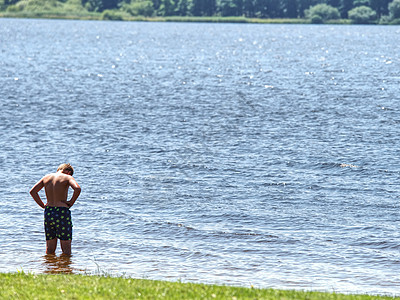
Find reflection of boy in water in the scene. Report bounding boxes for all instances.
[30,164,81,255]
[44,253,73,274]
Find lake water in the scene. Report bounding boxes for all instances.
[0,18,399,296]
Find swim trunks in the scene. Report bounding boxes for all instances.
[44,207,73,241]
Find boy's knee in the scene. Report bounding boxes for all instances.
[46,246,56,254]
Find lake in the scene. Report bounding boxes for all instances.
[0,18,399,296]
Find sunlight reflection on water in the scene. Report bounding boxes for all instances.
[0,19,399,296]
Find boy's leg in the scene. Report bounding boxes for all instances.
[46,239,57,254]
[60,240,71,255]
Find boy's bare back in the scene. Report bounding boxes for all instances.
[43,172,75,207]
[30,164,81,209]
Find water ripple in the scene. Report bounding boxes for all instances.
[1,19,399,296]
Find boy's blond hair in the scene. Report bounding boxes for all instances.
[57,163,74,176]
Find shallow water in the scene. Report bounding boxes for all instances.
[0,19,400,295]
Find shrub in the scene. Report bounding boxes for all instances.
[12,0,63,12]
[390,17,400,24]
[311,15,323,23]
[6,4,23,12]
[389,0,400,19]
[353,0,370,6]
[101,9,125,20]
[63,0,87,13]
[379,14,390,24]
[121,0,154,17]
[348,6,377,23]
[305,4,340,23]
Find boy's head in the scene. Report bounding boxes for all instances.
[57,163,74,176]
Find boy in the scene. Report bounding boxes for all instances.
[30,163,81,255]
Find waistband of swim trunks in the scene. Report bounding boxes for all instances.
[45,206,70,210]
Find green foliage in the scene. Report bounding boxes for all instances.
[82,0,103,12]
[389,0,400,19]
[10,0,63,12]
[101,8,127,19]
[158,0,175,16]
[220,0,237,17]
[2,0,19,6]
[370,0,390,17]
[6,3,22,11]
[348,5,376,23]
[353,0,370,7]
[63,0,87,12]
[0,0,399,23]
[175,0,191,16]
[121,0,154,16]
[305,3,340,23]
[379,0,400,24]
[191,0,216,16]
[311,14,323,23]
[158,16,310,23]
[0,272,397,300]
[378,14,390,23]
[4,0,87,13]
[102,0,120,10]
[340,0,353,18]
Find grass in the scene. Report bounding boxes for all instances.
[0,10,355,24]
[0,272,398,299]
[0,11,102,20]
[151,16,312,24]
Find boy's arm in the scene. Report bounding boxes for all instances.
[65,177,81,208]
[30,179,46,209]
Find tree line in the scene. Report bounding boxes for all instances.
[1,0,400,23]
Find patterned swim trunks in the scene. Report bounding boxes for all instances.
[44,207,73,241]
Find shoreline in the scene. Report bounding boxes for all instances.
[0,12,354,24]
[0,272,398,299]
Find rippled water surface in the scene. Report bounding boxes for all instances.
[1,19,400,295]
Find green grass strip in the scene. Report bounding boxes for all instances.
[0,11,354,24]
[0,272,397,299]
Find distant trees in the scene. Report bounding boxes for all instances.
[192,0,216,16]
[175,0,190,15]
[305,3,340,23]
[389,0,400,18]
[82,0,103,12]
[348,5,377,23]
[370,0,390,17]
[81,0,120,11]
[9,0,64,12]
[2,0,400,24]
[340,0,354,18]
[121,0,154,16]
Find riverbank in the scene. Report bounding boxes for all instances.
[0,11,353,24]
[0,272,397,299]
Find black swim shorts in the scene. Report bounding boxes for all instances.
[44,206,73,241]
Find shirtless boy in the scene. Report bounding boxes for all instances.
[30,163,81,255]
